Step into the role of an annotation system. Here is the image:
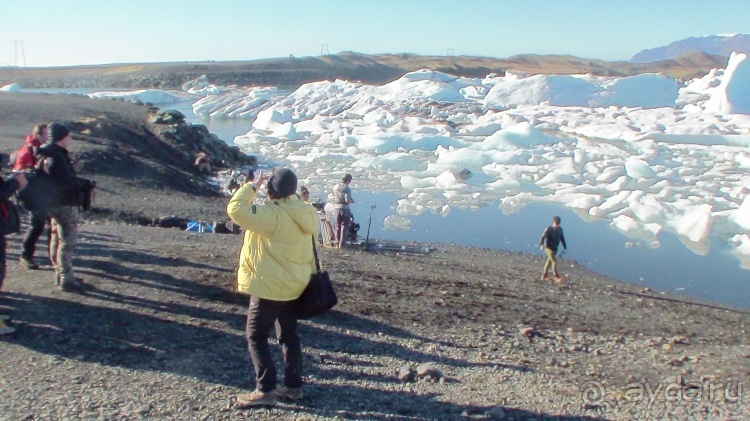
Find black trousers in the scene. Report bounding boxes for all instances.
[0,235,6,291]
[21,210,47,260]
[246,296,302,392]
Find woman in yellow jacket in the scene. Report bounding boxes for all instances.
[227,168,319,408]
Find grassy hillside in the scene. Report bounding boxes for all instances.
[0,51,728,90]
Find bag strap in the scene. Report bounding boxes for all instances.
[311,236,321,272]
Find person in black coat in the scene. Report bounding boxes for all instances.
[40,122,94,292]
[0,171,27,335]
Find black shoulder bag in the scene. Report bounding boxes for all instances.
[297,236,338,319]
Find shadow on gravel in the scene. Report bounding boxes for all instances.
[0,292,252,390]
[278,383,609,421]
[77,234,232,272]
[314,310,457,345]
[300,313,528,373]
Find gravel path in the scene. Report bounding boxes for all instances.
[0,221,747,420]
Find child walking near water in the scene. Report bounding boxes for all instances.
[540,216,567,282]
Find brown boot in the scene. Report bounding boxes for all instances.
[277,386,303,400]
[236,390,277,407]
[19,256,39,270]
[540,273,548,281]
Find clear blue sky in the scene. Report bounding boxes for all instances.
[2,0,748,67]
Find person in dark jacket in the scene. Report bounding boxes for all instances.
[40,122,94,292]
[539,215,567,282]
[0,171,27,335]
[16,124,50,270]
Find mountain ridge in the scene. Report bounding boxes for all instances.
[0,50,729,90]
[632,33,750,63]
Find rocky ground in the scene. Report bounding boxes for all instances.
[0,93,747,420]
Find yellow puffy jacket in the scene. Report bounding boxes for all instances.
[227,183,319,301]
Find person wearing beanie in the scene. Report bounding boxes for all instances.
[227,168,318,407]
[48,122,70,144]
[333,173,355,248]
[36,122,95,292]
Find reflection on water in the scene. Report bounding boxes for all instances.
[173,101,253,144]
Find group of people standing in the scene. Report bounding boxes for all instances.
[0,122,95,335]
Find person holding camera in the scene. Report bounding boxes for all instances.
[227,168,318,407]
[39,122,95,292]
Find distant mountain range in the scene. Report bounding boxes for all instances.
[632,34,750,63]
[0,51,730,90]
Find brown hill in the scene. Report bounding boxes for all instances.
[0,51,728,90]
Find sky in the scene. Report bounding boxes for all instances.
[2,0,749,68]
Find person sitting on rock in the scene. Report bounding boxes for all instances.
[194,150,211,173]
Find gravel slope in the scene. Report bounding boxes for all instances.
[0,222,747,420]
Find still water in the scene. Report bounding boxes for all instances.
[188,111,750,310]
[354,192,750,309]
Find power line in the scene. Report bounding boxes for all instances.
[15,39,26,67]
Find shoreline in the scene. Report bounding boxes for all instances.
[0,91,747,418]
[362,237,750,314]
[332,190,750,311]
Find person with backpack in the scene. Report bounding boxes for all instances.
[333,173,355,248]
[227,168,318,407]
[38,122,95,292]
[0,171,27,335]
[539,215,568,283]
[14,124,49,270]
